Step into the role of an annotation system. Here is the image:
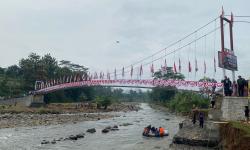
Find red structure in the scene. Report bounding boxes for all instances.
[219,8,237,81]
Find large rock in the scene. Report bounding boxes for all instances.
[51,139,56,144]
[110,128,119,131]
[102,128,109,133]
[41,140,50,144]
[68,135,78,140]
[120,123,133,126]
[86,128,96,133]
[76,133,85,138]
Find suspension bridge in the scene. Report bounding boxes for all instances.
[33,9,250,96]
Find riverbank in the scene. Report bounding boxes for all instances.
[149,103,220,149]
[0,102,140,129]
[0,103,184,150]
[219,121,250,150]
[170,119,219,149]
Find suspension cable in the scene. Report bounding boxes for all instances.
[111,16,220,74]
[110,24,225,78]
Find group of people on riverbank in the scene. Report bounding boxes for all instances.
[142,125,168,137]
[222,75,249,97]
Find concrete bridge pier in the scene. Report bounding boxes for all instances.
[221,96,249,121]
[0,94,44,107]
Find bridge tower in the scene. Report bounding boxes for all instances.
[220,8,237,81]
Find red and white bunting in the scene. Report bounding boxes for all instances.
[195,59,198,72]
[122,67,125,77]
[188,61,192,73]
[114,68,117,80]
[150,63,154,74]
[173,62,177,73]
[130,66,133,77]
[204,61,206,74]
[214,57,216,73]
[139,65,143,76]
[178,58,181,73]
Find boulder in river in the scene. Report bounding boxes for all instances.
[110,128,119,131]
[68,135,78,140]
[41,140,50,144]
[56,137,64,141]
[102,128,109,133]
[51,139,56,144]
[86,128,96,133]
[120,123,133,126]
[113,125,118,129]
[76,133,85,138]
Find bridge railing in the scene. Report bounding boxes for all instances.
[34,79,223,94]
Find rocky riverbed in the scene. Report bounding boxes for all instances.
[0,103,140,129]
[0,103,184,150]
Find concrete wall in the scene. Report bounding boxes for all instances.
[0,95,44,107]
[221,96,249,121]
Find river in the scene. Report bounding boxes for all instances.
[0,103,183,150]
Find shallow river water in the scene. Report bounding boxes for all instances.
[0,103,183,150]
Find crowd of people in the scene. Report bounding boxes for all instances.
[221,75,249,123]
[142,125,168,137]
[221,75,249,97]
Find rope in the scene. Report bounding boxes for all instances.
[213,19,217,78]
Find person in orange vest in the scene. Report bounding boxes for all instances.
[159,127,165,137]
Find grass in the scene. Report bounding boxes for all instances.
[229,121,250,137]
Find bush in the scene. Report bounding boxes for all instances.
[94,96,113,109]
[168,91,209,113]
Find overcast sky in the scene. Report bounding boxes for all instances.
[0,0,249,81]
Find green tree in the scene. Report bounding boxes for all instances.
[5,65,21,78]
[199,77,217,94]
[19,53,43,90]
[154,67,185,80]
[150,67,185,102]
[0,67,5,74]
[94,96,112,109]
[169,91,209,113]
[0,78,9,97]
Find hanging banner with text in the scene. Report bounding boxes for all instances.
[218,50,238,71]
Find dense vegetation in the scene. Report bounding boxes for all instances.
[0,53,150,107]
[0,53,87,98]
[150,67,211,113]
[168,91,209,113]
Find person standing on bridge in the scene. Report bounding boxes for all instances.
[237,76,245,97]
[221,76,232,96]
